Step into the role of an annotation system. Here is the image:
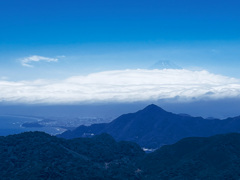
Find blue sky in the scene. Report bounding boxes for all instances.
[1,0,239,44]
[0,0,240,105]
[1,0,240,77]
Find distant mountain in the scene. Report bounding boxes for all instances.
[140,133,240,179]
[59,104,240,148]
[149,60,182,69]
[0,131,144,179]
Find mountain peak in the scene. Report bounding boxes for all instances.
[142,104,167,113]
[149,60,182,70]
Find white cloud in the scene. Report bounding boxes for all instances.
[1,69,240,104]
[21,55,58,67]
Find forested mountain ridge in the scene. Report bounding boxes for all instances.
[0,131,144,179]
[140,133,240,179]
[2,132,240,179]
[59,104,240,148]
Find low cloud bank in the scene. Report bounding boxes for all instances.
[1,69,240,104]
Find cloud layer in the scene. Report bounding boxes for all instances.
[21,55,58,67]
[1,69,240,104]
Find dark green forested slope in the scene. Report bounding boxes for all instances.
[0,131,144,179]
[2,132,240,179]
[140,133,240,180]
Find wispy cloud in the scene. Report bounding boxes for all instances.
[21,55,58,67]
[0,69,240,104]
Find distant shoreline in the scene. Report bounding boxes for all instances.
[0,115,42,121]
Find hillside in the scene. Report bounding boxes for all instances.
[59,104,240,148]
[140,133,240,179]
[0,131,144,179]
[2,132,240,179]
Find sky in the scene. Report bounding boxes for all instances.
[0,0,240,105]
